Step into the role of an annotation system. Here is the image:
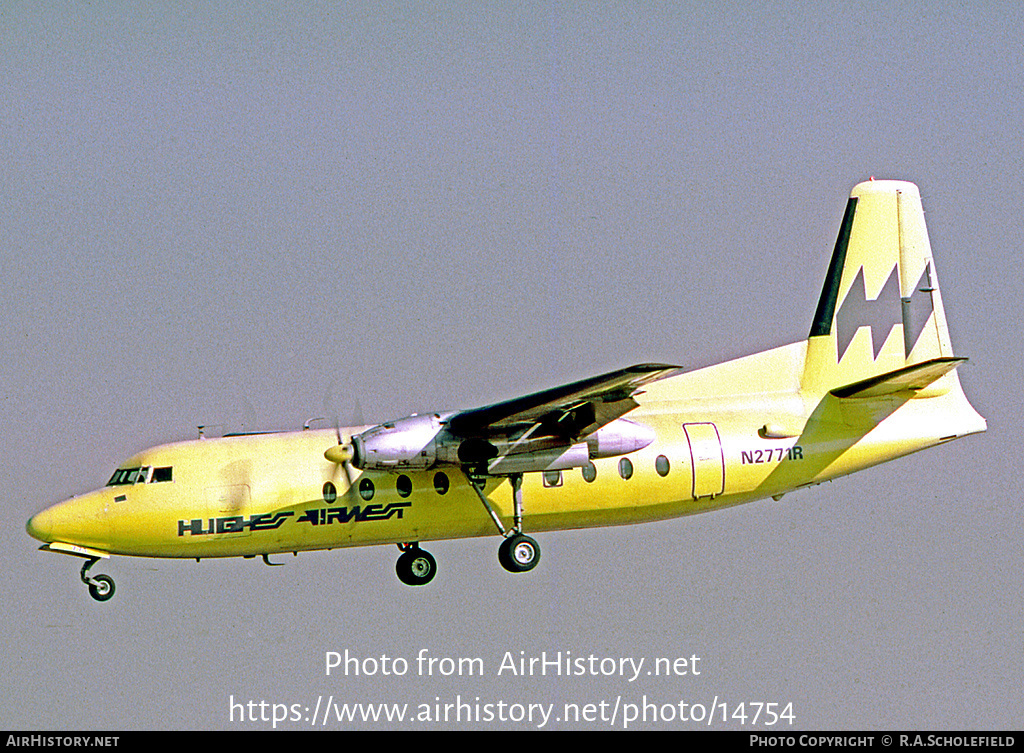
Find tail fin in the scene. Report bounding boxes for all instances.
[802,180,958,396]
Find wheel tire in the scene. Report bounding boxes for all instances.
[88,575,116,602]
[498,534,540,573]
[396,548,436,586]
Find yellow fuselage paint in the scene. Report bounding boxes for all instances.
[27,339,984,562]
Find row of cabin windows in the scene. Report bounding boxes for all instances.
[552,454,670,486]
[321,455,674,503]
[322,473,443,503]
[107,455,674,498]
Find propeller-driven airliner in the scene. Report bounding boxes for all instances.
[26,180,986,600]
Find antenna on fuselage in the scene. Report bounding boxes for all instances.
[197,424,224,440]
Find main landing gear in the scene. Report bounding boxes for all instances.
[469,471,541,575]
[392,472,541,586]
[81,557,115,602]
[498,532,541,573]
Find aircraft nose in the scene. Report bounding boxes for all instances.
[26,493,112,549]
[26,507,54,543]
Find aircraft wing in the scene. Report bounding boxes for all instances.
[447,363,680,439]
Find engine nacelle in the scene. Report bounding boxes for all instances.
[586,419,656,458]
[484,443,591,475]
[348,414,656,473]
[352,413,449,471]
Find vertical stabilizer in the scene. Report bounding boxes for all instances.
[802,180,955,396]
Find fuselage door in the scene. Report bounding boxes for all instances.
[683,423,725,499]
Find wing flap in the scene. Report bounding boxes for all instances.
[448,363,680,437]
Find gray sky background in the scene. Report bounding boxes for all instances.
[3,1,1021,730]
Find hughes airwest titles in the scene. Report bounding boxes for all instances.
[26,180,986,600]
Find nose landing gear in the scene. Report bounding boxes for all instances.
[81,557,116,602]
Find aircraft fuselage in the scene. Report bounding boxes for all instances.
[27,341,981,563]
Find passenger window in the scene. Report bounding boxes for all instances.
[582,462,597,483]
[618,458,633,480]
[656,455,670,477]
[397,475,412,498]
[433,472,450,495]
[358,478,375,501]
[322,481,337,503]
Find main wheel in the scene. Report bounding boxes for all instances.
[498,534,540,573]
[88,574,115,602]
[396,548,436,586]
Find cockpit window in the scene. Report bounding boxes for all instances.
[107,468,141,486]
[107,466,173,485]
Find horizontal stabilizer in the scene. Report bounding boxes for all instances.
[830,357,967,399]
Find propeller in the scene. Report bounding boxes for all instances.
[319,379,363,491]
[325,419,360,490]
[325,435,356,465]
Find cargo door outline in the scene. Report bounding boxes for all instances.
[683,422,725,499]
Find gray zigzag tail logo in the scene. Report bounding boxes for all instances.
[835,263,936,361]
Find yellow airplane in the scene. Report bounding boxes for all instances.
[26,179,986,601]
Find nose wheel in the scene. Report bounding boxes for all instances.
[80,557,116,602]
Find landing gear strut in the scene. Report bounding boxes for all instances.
[467,471,542,574]
[80,557,116,602]
[395,543,436,586]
